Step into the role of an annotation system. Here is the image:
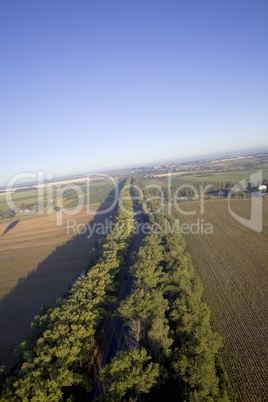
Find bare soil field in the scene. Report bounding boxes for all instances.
[0,202,115,368]
[172,197,268,401]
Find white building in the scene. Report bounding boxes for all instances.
[258,185,267,191]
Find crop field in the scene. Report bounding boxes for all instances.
[0,190,38,212]
[146,166,268,187]
[172,197,268,401]
[63,180,118,208]
[168,167,268,185]
[0,201,116,368]
[0,180,117,213]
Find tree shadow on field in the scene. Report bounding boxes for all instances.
[0,183,124,368]
[0,220,20,237]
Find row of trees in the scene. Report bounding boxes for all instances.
[0,209,15,219]
[19,203,37,210]
[0,179,135,401]
[142,177,268,200]
[140,181,242,199]
[100,178,231,401]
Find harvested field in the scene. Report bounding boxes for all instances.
[0,202,115,368]
[154,171,189,177]
[172,198,268,401]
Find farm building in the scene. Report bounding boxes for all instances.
[258,185,267,191]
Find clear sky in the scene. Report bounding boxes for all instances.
[1,0,267,185]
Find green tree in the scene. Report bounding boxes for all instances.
[100,348,159,402]
[130,234,164,292]
[2,210,15,219]
[0,179,136,401]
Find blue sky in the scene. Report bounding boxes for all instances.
[1,0,267,185]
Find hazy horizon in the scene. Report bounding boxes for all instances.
[1,145,267,189]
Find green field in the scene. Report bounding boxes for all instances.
[0,190,38,212]
[0,180,118,214]
[145,166,268,187]
[63,181,118,208]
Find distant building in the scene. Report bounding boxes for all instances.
[258,185,267,191]
[218,190,225,196]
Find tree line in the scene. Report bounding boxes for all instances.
[140,177,267,200]
[140,181,244,199]
[99,178,232,401]
[0,179,135,401]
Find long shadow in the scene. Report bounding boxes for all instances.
[0,185,123,368]
[0,220,20,237]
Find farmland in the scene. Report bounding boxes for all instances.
[145,164,268,188]
[172,197,268,401]
[0,201,116,368]
[0,180,117,213]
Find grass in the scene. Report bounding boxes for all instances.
[141,157,268,190]
[0,180,118,213]
[144,166,268,187]
[171,197,268,401]
[63,181,118,208]
[169,167,268,184]
[0,190,38,212]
